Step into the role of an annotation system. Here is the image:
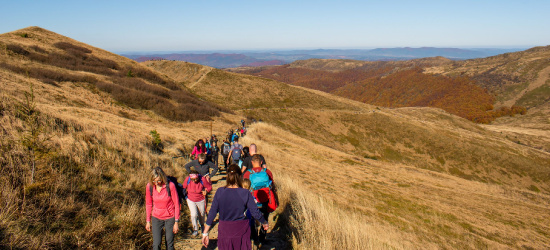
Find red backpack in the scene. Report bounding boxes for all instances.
[249,169,278,213]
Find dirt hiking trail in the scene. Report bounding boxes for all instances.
[188,67,213,89]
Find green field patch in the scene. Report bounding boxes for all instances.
[516,83,550,108]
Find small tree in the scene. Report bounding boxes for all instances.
[16,83,50,184]
[149,130,163,153]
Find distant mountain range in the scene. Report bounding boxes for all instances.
[123,53,285,68]
[121,47,525,68]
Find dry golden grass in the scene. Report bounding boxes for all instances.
[0,87,243,248]
[241,122,550,249]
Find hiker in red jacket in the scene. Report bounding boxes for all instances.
[243,155,277,247]
[145,167,180,250]
[182,170,212,237]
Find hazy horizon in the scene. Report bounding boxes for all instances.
[115,46,532,55]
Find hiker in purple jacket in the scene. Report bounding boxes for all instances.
[201,164,268,249]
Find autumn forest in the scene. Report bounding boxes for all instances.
[238,61,526,123]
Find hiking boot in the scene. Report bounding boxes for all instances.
[191,230,199,237]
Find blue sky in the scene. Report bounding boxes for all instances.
[1,0,549,52]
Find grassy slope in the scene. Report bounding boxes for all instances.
[148,60,550,248]
[426,45,550,153]
[425,45,550,107]
[0,27,237,248]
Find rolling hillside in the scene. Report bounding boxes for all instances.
[232,49,550,152]
[1,27,549,249]
[231,57,527,124]
[148,59,550,248]
[425,45,550,153]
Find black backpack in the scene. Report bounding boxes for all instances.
[211,140,218,152]
[149,176,185,205]
[222,143,231,155]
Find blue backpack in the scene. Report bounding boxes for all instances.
[231,147,242,161]
[248,168,271,191]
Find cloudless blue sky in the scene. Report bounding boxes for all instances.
[1,0,549,52]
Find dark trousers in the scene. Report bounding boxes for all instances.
[251,202,270,245]
[211,151,219,167]
[152,216,175,250]
[222,154,229,168]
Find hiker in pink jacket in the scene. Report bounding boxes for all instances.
[190,139,207,160]
[145,167,180,250]
[182,170,212,236]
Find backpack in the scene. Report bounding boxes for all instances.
[248,168,270,191]
[211,140,218,152]
[149,176,185,206]
[222,143,231,155]
[231,147,242,161]
[253,188,278,213]
[183,175,204,200]
[248,169,278,212]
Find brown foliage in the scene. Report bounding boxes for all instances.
[94,82,220,122]
[0,62,97,86]
[241,65,526,123]
[245,64,393,92]
[112,77,171,99]
[15,42,120,75]
[54,42,92,54]
[122,66,180,90]
[29,45,46,53]
[6,44,30,55]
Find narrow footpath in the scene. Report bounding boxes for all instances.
[174,166,289,249]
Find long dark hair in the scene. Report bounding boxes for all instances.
[242,146,250,158]
[225,164,242,188]
[195,139,206,152]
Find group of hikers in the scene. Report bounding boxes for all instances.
[145,120,277,250]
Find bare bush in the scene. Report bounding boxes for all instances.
[122,67,180,90]
[112,77,171,99]
[0,62,97,86]
[54,42,92,54]
[29,45,46,54]
[6,44,30,55]
[95,82,219,122]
